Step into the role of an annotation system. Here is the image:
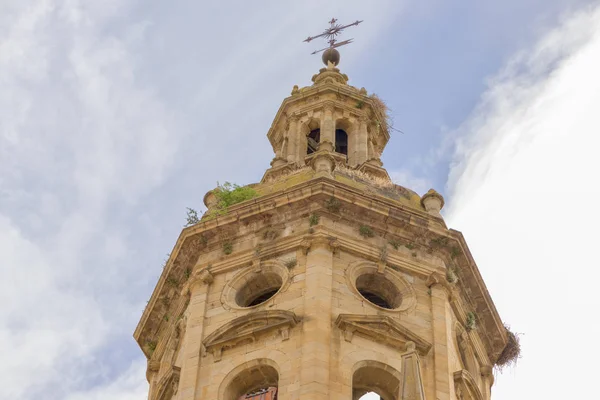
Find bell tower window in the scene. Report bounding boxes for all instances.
[307,128,320,154]
[335,129,348,155]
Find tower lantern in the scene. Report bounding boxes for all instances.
[134,21,512,400]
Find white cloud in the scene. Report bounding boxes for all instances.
[445,5,600,399]
[65,359,148,400]
[389,169,433,196]
[0,0,177,398]
[0,1,406,399]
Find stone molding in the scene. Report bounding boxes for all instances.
[335,314,432,355]
[150,365,180,400]
[202,310,300,362]
[454,369,484,400]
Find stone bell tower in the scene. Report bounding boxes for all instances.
[134,43,512,400]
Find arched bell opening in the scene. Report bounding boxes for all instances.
[335,129,348,155]
[221,359,279,400]
[307,128,320,154]
[352,360,401,400]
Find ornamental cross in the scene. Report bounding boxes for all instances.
[303,17,362,55]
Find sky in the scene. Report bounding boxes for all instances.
[1,1,599,399]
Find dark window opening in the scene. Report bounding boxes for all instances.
[358,290,392,309]
[307,129,320,154]
[335,129,348,155]
[247,289,279,307]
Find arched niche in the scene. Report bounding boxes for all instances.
[352,360,401,400]
[219,358,280,400]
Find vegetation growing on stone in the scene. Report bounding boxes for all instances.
[222,240,233,255]
[466,312,477,331]
[446,267,459,284]
[284,258,297,269]
[166,276,178,287]
[324,197,342,213]
[309,213,320,227]
[388,239,401,250]
[211,182,259,215]
[185,207,200,226]
[358,225,374,238]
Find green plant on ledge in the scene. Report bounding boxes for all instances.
[446,267,458,284]
[146,341,157,354]
[358,225,374,238]
[166,276,178,287]
[388,239,401,250]
[222,240,233,255]
[210,182,259,215]
[466,311,477,331]
[309,213,320,227]
[324,197,342,213]
[185,207,200,226]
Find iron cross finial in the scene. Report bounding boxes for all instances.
[303,17,363,57]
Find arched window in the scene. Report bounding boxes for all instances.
[353,361,401,400]
[221,359,279,400]
[307,128,320,154]
[335,129,348,155]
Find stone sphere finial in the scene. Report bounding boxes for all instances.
[322,48,340,66]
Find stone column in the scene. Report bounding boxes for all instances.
[299,236,335,399]
[356,116,368,165]
[349,120,360,167]
[286,114,299,166]
[177,268,213,400]
[320,103,335,152]
[427,272,453,400]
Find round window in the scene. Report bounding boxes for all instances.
[221,261,291,310]
[355,273,402,310]
[235,272,283,307]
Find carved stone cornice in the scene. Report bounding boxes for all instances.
[203,310,300,362]
[335,314,432,355]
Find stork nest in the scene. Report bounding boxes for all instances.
[369,94,393,133]
[495,324,521,370]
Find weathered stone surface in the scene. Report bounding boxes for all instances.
[134,65,508,400]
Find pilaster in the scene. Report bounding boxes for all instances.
[320,103,335,152]
[427,272,453,400]
[287,114,299,166]
[299,236,335,399]
[356,116,369,165]
[177,267,213,400]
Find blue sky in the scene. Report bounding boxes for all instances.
[1,1,600,399]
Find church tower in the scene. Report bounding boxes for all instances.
[134,32,514,400]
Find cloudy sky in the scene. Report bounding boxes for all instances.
[1,0,599,399]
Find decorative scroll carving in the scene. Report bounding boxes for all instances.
[203,310,300,362]
[151,365,181,400]
[454,369,484,400]
[335,314,432,355]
